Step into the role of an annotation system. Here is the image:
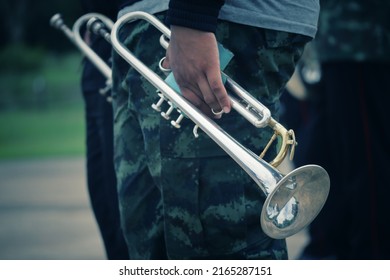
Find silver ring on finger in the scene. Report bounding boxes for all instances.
[211,108,224,116]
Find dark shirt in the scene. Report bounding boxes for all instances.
[119,0,225,33]
[166,0,225,33]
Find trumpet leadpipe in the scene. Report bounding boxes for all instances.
[50,14,75,42]
[50,13,113,80]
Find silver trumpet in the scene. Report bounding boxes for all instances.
[89,11,330,239]
[50,13,114,102]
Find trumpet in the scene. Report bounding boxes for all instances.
[50,13,114,102]
[88,11,330,239]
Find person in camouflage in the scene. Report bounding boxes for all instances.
[79,0,128,260]
[299,0,390,259]
[112,0,318,259]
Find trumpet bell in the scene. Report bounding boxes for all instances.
[261,165,330,239]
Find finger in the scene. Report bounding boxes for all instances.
[181,87,220,119]
[196,75,222,113]
[206,70,231,113]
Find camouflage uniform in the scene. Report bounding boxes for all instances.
[299,0,390,259]
[112,13,309,259]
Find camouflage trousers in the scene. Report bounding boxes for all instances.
[111,12,309,259]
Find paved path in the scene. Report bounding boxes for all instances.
[0,157,307,260]
[0,157,105,259]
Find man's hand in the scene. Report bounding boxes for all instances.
[162,25,231,118]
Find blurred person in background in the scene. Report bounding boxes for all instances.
[80,0,128,259]
[298,0,390,259]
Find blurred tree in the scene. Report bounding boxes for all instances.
[0,0,82,52]
[1,0,29,44]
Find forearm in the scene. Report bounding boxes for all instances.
[166,0,225,33]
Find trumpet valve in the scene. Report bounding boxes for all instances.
[161,102,174,120]
[151,92,165,112]
[171,113,184,128]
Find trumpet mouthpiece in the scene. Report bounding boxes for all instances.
[50,13,63,28]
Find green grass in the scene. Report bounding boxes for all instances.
[0,47,87,159]
[0,107,85,159]
[0,51,83,110]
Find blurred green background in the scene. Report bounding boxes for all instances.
[0,1,88,159]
